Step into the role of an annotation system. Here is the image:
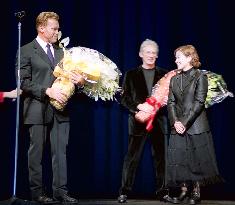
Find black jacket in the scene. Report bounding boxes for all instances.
[17,39,68,124]
[167,68,210,135]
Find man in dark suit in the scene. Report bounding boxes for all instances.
[17,12,83,203]
[118,39,169,203]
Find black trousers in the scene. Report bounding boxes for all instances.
[119,127,165,195]
[27,116,70,199]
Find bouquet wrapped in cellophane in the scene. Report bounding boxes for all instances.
[50,46,121,111]
[203,70,234,108]
[135,70,178,131]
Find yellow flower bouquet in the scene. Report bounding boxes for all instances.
[50,46,121,111]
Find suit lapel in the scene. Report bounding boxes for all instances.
[153,67,162,85]
[33,40,52,66]
[136,67,149,96]
[33,40,63,69]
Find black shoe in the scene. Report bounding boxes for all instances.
[156,187,169,200]
[188,192,201,205]
[118,195,127,203]
[189,181,201,204]
[172,183,189,204]
[171,190,189,204]
[54,194,78,204]
[33,195,55,204]
[162,195,175,203]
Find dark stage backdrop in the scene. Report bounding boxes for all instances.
[0,0,234,201]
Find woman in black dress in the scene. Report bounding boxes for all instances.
[164,45,222,204]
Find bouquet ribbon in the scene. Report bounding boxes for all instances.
[145,96,161,132]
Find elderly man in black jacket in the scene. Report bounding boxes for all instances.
[118,39,169,203]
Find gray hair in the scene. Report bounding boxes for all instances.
[139,39,159,55]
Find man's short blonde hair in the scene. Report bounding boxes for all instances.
[36,11,59,31]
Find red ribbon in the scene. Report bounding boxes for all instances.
[145,96,161,132]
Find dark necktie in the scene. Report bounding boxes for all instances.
[46,44,55,65]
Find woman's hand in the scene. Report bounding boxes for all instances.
[174,121,186,134]
[3,88,21,99]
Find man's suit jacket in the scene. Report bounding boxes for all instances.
[18,39,68,124]
[121,66,168,135]
[167,68,210,135]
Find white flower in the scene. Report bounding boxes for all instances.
[56,32,121,102]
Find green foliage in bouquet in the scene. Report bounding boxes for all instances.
[203,70,234,108]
